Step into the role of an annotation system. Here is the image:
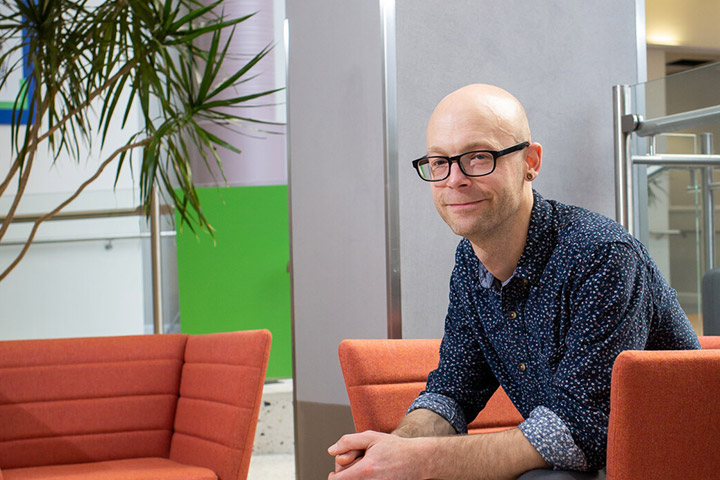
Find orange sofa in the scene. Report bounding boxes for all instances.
[338,338,523,435]
[0,330,272,480]
[607,335,720,480]
[339,336,720,479]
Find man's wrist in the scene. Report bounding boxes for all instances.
[393,408,457,438]
[406,436,439,479]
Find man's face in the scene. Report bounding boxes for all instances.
[427,104,529,244]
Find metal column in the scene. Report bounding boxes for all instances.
[701,133,715,271]
[613,85,634,234]
[151,185,164,334]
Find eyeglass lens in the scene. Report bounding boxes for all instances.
[418,151,494,180]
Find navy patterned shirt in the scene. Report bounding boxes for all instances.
[408,190,700,471]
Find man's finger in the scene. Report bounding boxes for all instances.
[335,449,364,467]
[328,431,380,455]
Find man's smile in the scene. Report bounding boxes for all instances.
[446,199,484,209]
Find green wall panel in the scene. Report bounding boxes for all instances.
[176,185,291,378]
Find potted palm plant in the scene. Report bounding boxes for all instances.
[0,0,282,281]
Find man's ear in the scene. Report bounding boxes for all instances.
[525,142,542,178]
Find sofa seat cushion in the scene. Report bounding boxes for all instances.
[1,458,217,480]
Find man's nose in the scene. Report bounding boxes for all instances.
[445,160,470,187]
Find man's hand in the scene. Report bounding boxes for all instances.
[328,427,549,480]
[327,431,429,480]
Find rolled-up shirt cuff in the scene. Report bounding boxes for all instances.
[518,406,588,471]
[407,392,467,434]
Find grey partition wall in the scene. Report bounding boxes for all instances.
[287,1,645,478]
[397,0,647,339]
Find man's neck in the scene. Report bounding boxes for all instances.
[469,193,534,283]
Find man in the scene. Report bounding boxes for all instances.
[328,84,700,479]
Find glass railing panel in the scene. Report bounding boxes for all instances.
[0,188,178,340]
[624,62,720,335]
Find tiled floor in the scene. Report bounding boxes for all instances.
[248,453,295,479]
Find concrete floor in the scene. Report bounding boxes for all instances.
[248,453,295,480]
[247,379,295,479]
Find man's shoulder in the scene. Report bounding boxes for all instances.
[545,198,634,250]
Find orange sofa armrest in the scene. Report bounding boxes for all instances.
[170,330,271,480]
[699,335,720,349]
[607,349,720,480]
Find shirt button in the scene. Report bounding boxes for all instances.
[518,362,527,372]
[521,278,529,285]
[508,311,518,320]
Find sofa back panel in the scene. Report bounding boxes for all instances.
[178,364,261,408]
[170,330,271,480]
[345,382,427,433]
[339,339,443,387]
[0,396,176,442]
[607,349,720,479]
[699,335,720,349]
[338,339,523,434]
[0,431,171,470]
[0,361,182,404]
[174,398,252,455]
[0,335,188,468]
[0,335,188,368]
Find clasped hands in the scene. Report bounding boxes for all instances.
[328,430,429,480]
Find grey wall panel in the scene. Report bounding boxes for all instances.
[287,0,389,406]
[398,0,646,338]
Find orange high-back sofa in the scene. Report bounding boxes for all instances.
[339,336,720,478]
[0,330,272,480]
[338,338,523,434]
[607,335,720,480]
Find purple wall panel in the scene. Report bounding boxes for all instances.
[193,0,286,187]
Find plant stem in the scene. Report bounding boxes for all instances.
[0,121,41,245]
[0,138,151,283]
[0,161,21,199]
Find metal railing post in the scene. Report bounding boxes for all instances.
[613,85,634,234]
[151,185,164,334]
[701,133,715,271]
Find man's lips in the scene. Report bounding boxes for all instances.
[446,199,484,208]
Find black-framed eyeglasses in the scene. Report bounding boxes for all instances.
[411,141,530,182]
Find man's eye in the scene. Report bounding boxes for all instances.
[470,152,492,162]
[429,158,448,168]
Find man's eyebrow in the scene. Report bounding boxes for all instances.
[426,142,493,155]
[425,145,446,156]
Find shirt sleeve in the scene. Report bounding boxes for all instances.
[408,263,499,434]
[520,241,693,470]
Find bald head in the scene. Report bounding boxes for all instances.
[427,84,531,154]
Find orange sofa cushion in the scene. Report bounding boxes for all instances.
[338,339,523,434]
[2,458,216,480]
